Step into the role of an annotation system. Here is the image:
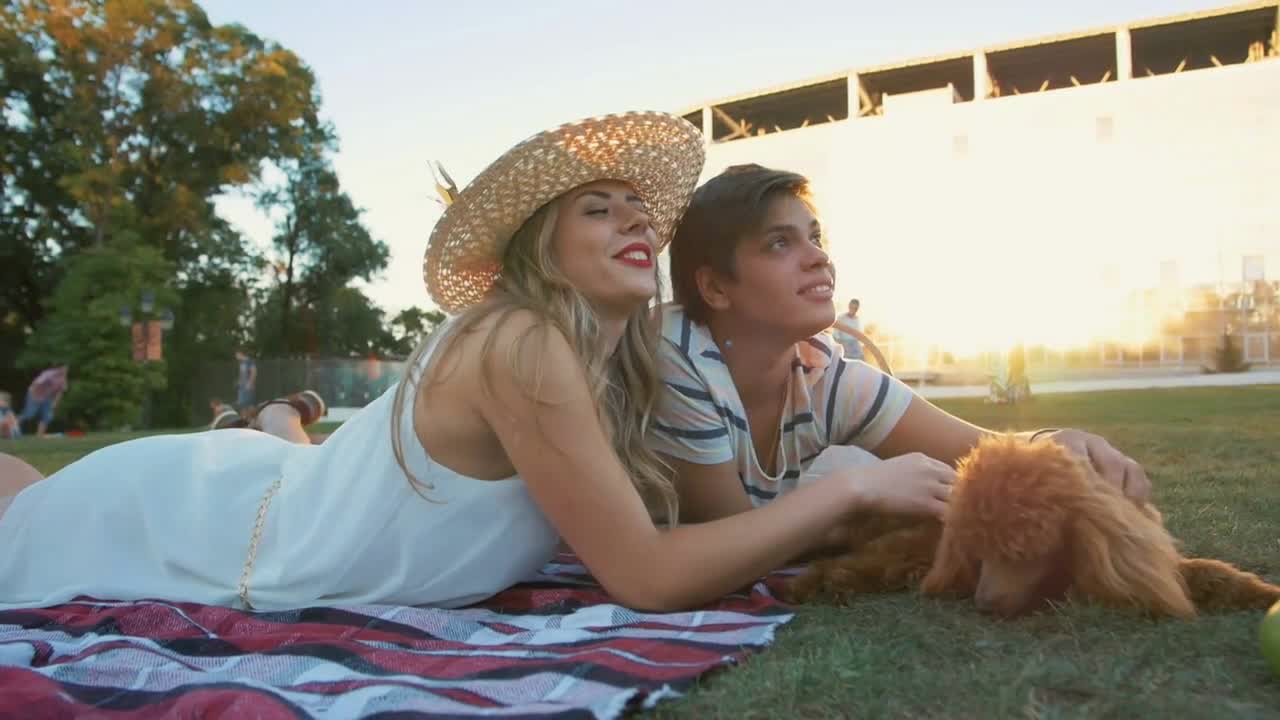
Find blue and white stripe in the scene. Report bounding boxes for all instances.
[649,304,914,506]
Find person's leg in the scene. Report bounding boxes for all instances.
[243,390,327,446]
[0,452,45,520]
[255,404,312,445]
[36,400,52,438]
[16,397,36,433]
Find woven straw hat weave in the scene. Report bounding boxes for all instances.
[423,111,705,314]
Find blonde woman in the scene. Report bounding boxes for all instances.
[0,112,952,612]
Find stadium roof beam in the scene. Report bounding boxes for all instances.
[681,110,702,135]
[986,33,1116,98]
[856,56,974,116]
[678,1,1280,143]
[709,78,848,143]
[1131,4,1278,76]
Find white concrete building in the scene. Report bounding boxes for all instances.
[671,2,1280,372]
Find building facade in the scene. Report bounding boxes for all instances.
[670,2,1280,372]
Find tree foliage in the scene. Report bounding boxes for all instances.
[254,152,390,356]
[20,234,176,429]
[1207,331,1251,374]
[2,0,325,322]
[389,306,446,356]
[1,0,423,427]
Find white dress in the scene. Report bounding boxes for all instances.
[0,334,560,611]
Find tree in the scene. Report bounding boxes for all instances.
[19,234,176,430]
[3,0,324,250]
[390,307,446,356]
[254,152,390,356]
[2,0,329,424]
[1206,331,1251,375]
[150,218,262,424]
[0,3,81,334]
[312,287,398,357]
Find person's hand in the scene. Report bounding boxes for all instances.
[845,452,955,519]
[1032,429,1151,502]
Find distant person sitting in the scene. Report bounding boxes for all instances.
[18,366,68,438]
[208,397,237,429]
[831,298,866,361]
[0,392,19,439]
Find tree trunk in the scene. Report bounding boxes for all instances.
[281,222,298,354]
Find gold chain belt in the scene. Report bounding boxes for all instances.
[238,477,283,610]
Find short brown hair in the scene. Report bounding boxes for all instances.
[669,164,812,323]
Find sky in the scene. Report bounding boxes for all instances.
[201,0,1237,337]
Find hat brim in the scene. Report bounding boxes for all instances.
[423,111,705,314]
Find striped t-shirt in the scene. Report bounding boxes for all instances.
[649,304,914,505]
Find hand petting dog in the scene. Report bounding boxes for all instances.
[1028,428,1152,502]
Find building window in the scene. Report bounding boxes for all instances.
[1096,115,1114,142]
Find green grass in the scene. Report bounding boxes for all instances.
[8,431,177,476]
[8,421,344,476]
[655,385,1280,720]
[6,386,1279,717]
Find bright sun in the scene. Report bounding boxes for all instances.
[833,250,1167,358]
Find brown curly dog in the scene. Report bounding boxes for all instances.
[787,435,1279,618]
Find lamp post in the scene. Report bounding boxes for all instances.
[119,291,175,428]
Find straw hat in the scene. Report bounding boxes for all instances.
[423,111,705,314]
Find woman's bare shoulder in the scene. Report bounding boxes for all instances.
[431,309,584,402]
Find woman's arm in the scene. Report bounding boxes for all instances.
[473,316,947,611]
[659,454,753,523]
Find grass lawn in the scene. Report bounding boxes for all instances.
[7,421,344,476]
[657,385,1280,719]
[4,387,1278,717]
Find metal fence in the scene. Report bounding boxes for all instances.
[192,357,407,422]
[870,330,1279,386]
[191,326,1277,422]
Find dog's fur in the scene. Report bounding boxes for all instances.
[787,436,1280,618]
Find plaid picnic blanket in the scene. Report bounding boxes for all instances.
[0,555,794,719]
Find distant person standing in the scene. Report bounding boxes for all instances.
[1007,342,1030,403]
[18,366,68,438]
[235,350,257,410]
[831,298,865,361]
[988,342,1031,404]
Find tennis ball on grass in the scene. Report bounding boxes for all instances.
[1262,600,1280,679]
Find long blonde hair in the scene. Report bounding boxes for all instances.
[391,198,678,524]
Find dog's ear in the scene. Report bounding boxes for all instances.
[1068,488,1194,618]
[921,519,979,597]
